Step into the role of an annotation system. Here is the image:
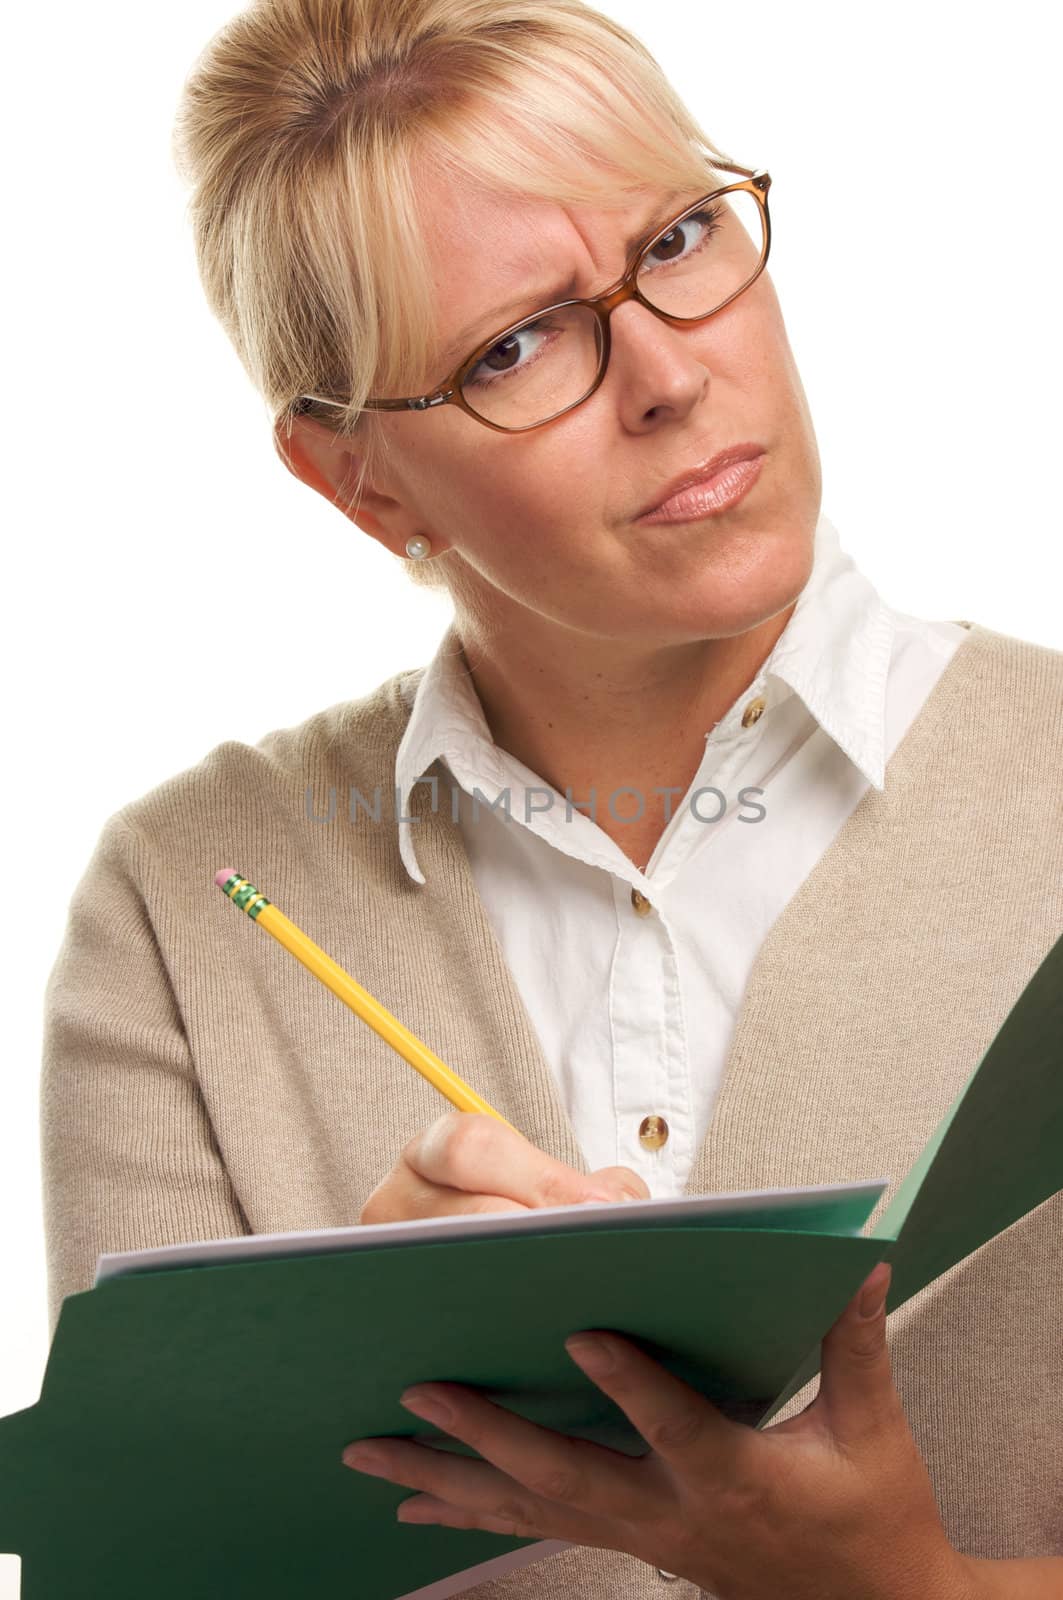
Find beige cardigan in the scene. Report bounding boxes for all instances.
[40,621,1063,1597]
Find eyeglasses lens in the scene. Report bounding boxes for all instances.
[460,189,766,429]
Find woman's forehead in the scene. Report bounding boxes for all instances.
[417,161,692,363]
[419,159,672,247]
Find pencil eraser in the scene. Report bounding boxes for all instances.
[215,868,239,888]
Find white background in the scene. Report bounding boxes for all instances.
[2,2,1059,1590]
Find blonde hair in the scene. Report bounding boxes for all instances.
[172,0,734,592]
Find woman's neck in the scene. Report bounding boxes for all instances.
[454,603,797,871]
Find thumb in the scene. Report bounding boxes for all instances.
[586,1165,652,1202]
[817,1261,898,1442]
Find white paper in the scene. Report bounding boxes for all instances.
[95,1178,886,1284]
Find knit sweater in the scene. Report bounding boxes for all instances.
[40,620,1063,1598]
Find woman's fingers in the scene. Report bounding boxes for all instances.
[358,1112,650,1224]
[358,1169,529,1223]
[346,1382,646,1528]
[404,1112,641,1208]
[563,1332,740,1479]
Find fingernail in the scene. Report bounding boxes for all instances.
[343,1443,385,1472]
[400,1387,454,1426]
[859,1263,890,1318]
[565,1335,614,1375]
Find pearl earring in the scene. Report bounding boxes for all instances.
[405,534,432,561]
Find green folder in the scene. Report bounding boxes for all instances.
[2,929,1060,1600]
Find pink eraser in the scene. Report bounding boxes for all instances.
[215,868,239,888]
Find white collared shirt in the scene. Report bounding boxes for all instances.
[395,516,968,1193]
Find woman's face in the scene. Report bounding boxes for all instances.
[297,158,822,648]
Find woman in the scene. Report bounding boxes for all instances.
[40,0,1062,1595]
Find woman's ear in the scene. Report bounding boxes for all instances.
[270,412,443,560]
[272,412,356,506]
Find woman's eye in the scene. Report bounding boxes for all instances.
[644,206,722,268]
[466,319,556,388]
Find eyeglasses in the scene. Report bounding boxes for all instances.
[296,161,771,434]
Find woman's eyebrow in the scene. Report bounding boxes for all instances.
[438,187,692,368]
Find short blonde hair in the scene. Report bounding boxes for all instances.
[172,0,734,591]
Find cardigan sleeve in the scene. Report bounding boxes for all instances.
[40,813,250,1337]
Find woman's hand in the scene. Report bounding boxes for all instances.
[343,1263,975,1600]
[358,1110,651,1224]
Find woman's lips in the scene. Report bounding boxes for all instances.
[636,452,765,524]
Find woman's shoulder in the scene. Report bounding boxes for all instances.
[948,619,1062,707]
[889,620,1062,809]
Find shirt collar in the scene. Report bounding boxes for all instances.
[744,514,894,789]
[394,514,894,883]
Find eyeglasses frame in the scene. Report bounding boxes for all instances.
[296,160,771,434]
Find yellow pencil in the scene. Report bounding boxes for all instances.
[214,868,516,1130]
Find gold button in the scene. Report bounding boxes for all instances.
[741,695,766,728]
[630,888,653,917]
[638,1114,669,1150]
